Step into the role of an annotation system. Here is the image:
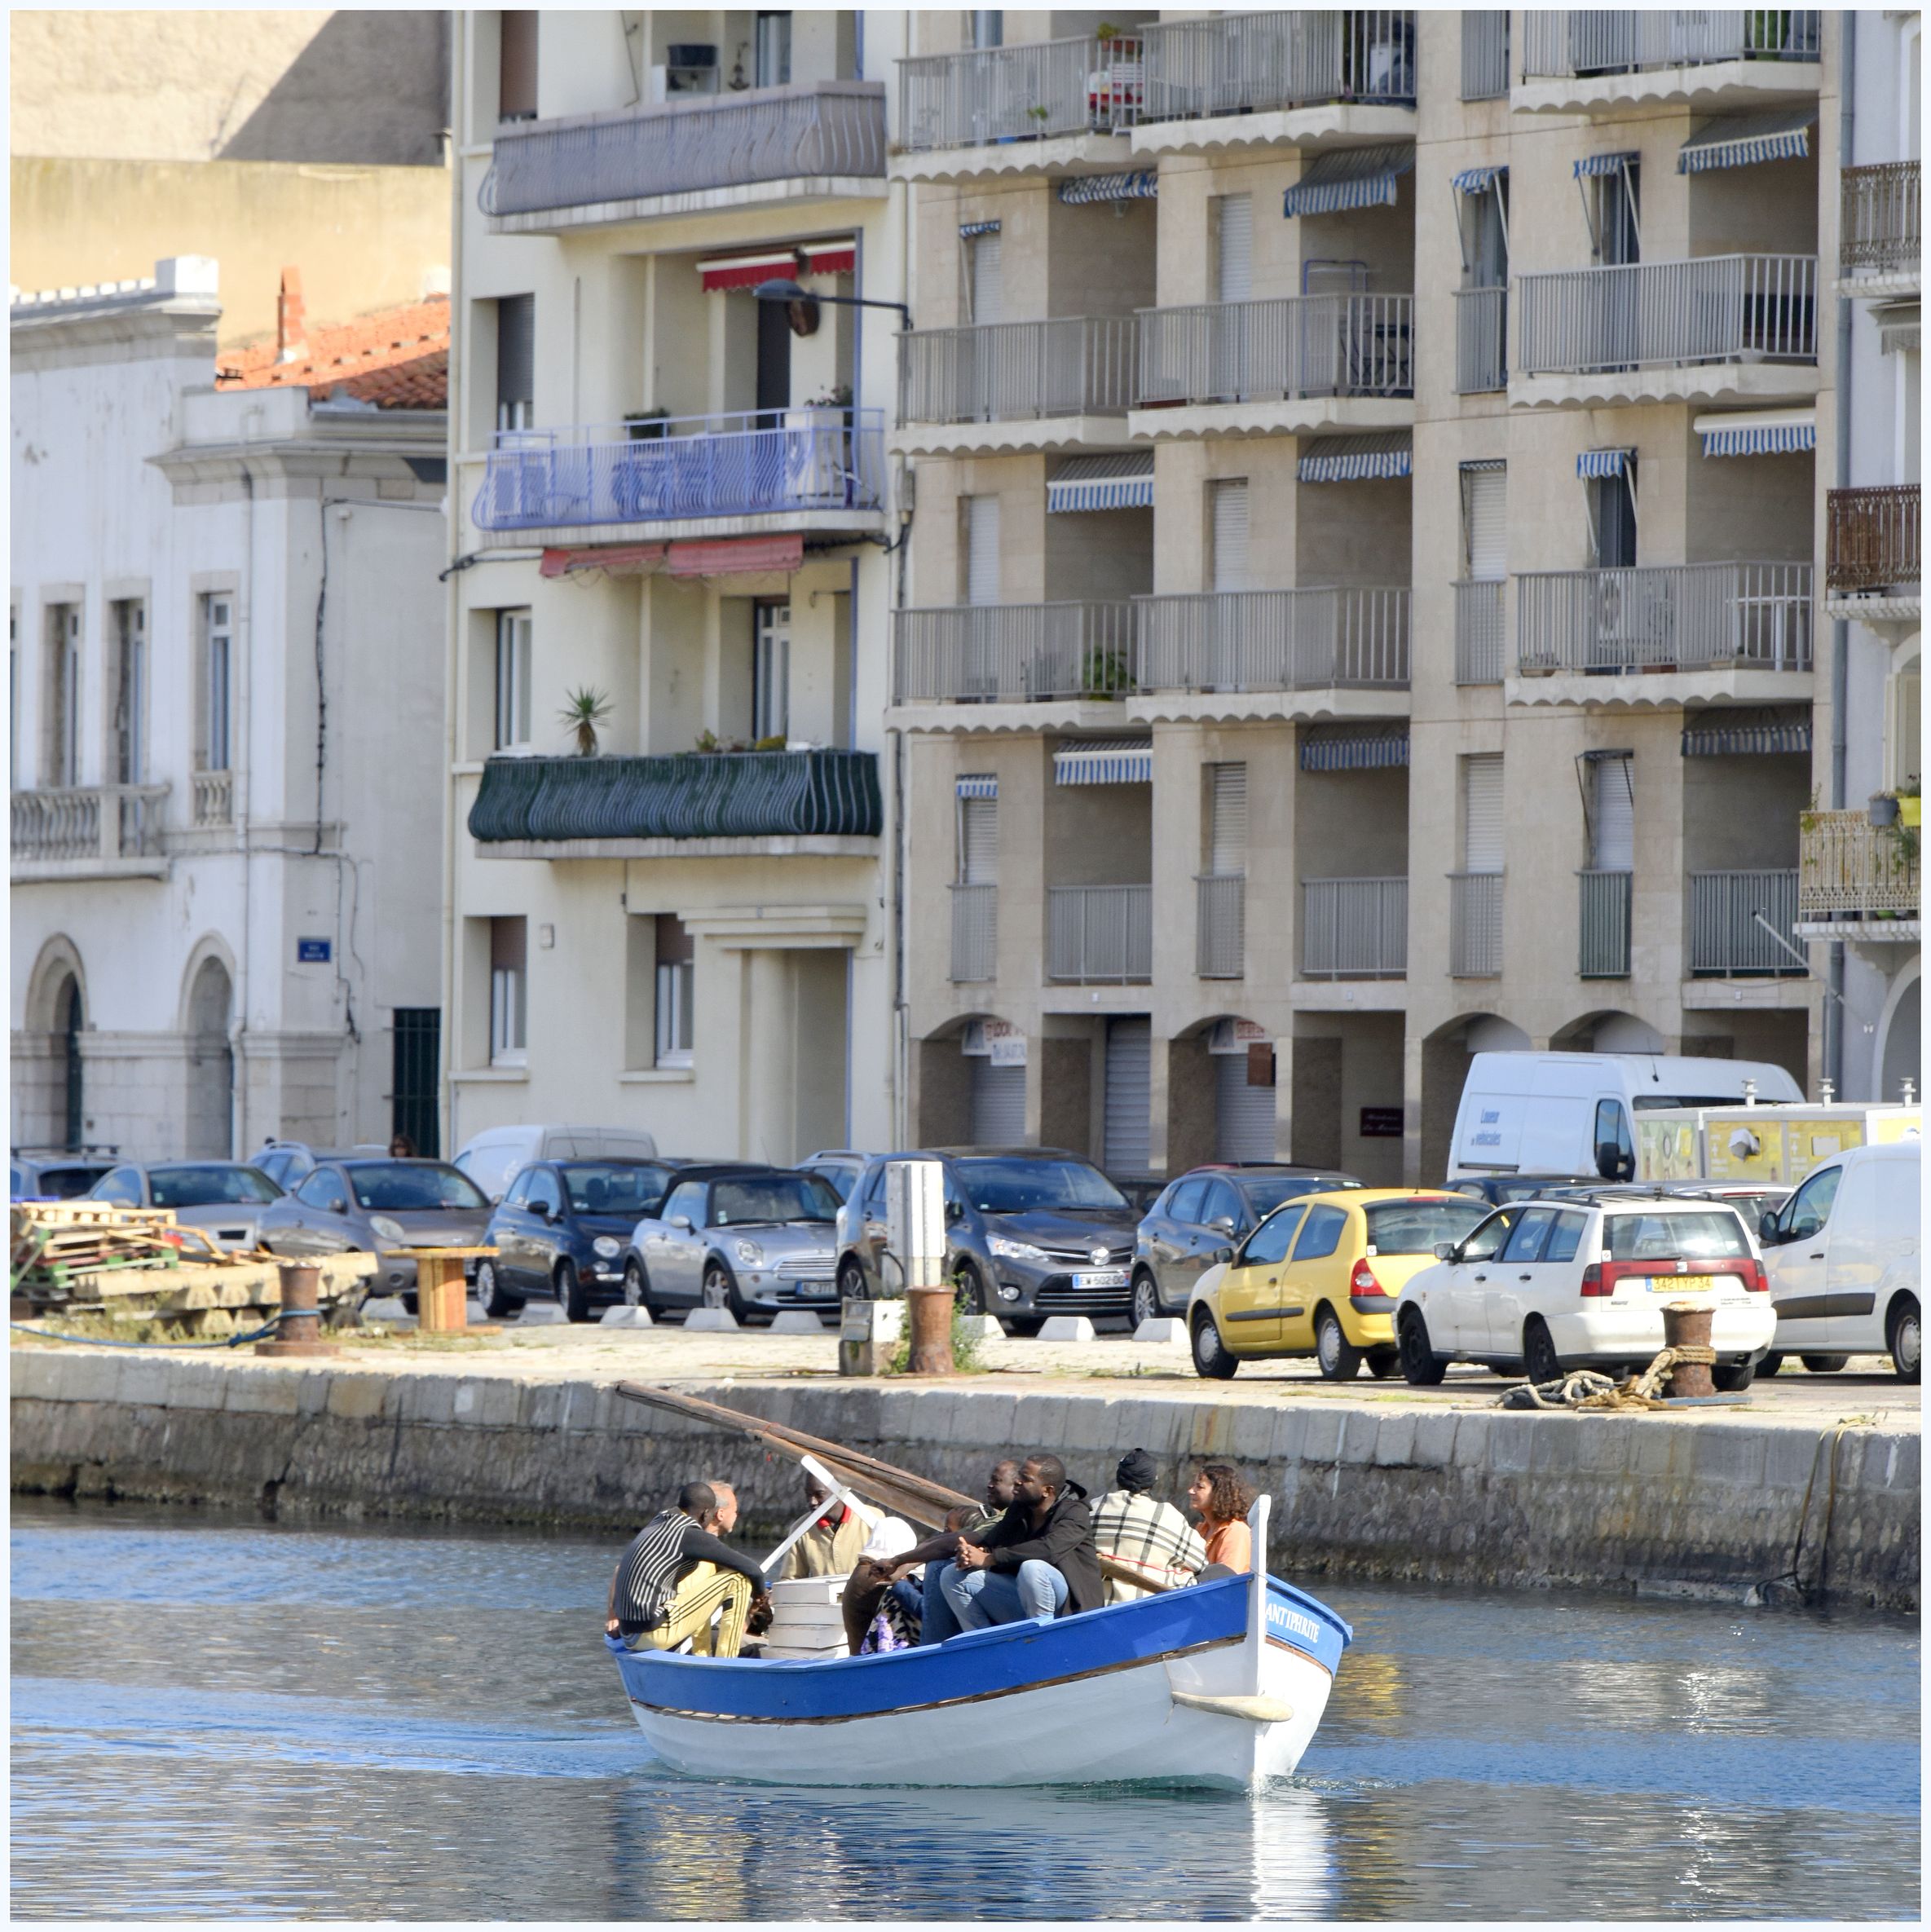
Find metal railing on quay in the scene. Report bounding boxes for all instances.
[1301,876,1408,979]
[1461,10,1510,97]
[1799,811,1922,918]
[1047,884,1153,983]
[893,602,1135,704]
[1578,868,1633,977]
[1688,870,1803,975]
[1841,161,1920,276]
[1453,580,1507,684]
[1827,485,1920,595]
[1133,587,1409,693]
[950,884,999,983]
[1138,10,1417,119]
[897,318,1137,425]
[1449,871,1503,976]
[11,783,170,862]
[1515,562,1813,675]
[1196,874,1246,979]
[190,771,233,829]
[1137,293,1413,405]
[1520,10,1820,78]
[897,35,1144,150]
[1454,287,1507,393]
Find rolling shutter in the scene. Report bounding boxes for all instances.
[1215,194,1253,304]
[959,796,998,884]
[1462,754,1504,871]
[969,232,1003,324]
[1207,763,1247,876]
[1217,1049,1276,1163]
[966,496,1001,606]
[1592,755,1635,870]
[1210,479,1250,593]
[496,294,535,412]
[971,1056,1026,1145]
[1465,467,1507,578]
[1104,1017,1152,1177]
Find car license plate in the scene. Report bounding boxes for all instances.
[1073,1268,1130,1291]
[1649,1275,1714,1293]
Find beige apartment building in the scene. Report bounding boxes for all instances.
[892,9,1919,1185]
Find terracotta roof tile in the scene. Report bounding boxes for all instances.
[217,292,449,409]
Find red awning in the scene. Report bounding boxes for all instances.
[540,543,666,579]
[697,240,856,293]
[665,533,804,578]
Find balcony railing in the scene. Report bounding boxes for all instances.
[1841,161,1920,278]
[1579,868,1633,977]
[190,771,232,829]
[950,884,999,982]
[1799,812,1921,920]
[1689,870,1803,975]
[478,80,885,218]
[1137,294,1413,407]
[1454,580,1507,684]
[12,783,169,862]
[1197,874,1246,979]
[1827,486,1920,596]
[1461,11,1510,98]
[894,602,1134,704]
[1516,562,1813,675]
[897,35,1144,151]
[473,410,884,532]
[1449,871,1503,976]
[1519,255,1816,376]
[1138,11,1417,119]
[1454,287,1507,393]
[1301,876,1408,979]
[1520,11,1820,79]
[898,320,1136,426]
[1047,884,1153,983]
[1134,587,1410,693]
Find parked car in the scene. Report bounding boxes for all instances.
[1757,1141,1920,1383]
[1533,1178,1793,1219]
[1188,1189,1488,1382]
[11,1149,120,1201]
[478,1157,695,1321]
[1394,1193,1775,1389]
[1446,1175,1601,1208]
[1132,1165,1364,1326]
[796,1149,879,1204]
[250,1140,386,1192]
[257,1157,494,1306]
[87,1160,285,1251]
[452,1123,661,1203]
[617,1167,836,1324]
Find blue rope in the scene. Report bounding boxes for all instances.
[9,1308,319,1351]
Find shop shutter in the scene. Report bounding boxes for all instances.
[1215,195,1254,304]
[1104,1017,1153,1176]
[971,1056,1026,1145]
[1592,755,1636,870]
[496,294,535,412]
[1462,754,1504,871]
[1207,762,1247,876]
[1210,479,1250,593]
[959,796,998,884]
[966,496,1002,606]
[970,232,1003,324]
[1216,1048,1276,1163]
[1465,467,1507,579]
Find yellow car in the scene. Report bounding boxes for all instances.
[1188,1189,1493,1381]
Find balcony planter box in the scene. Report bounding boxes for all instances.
[1902,798,1923,829]
[623,411,669,442]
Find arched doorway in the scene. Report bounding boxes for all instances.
[184,957,234,1158]
[1418,1012,1530,1184]
[1878,969,1921,1105]
[1550,1008,1665,1054]
[54,974,84,1150]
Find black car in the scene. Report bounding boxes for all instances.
[11,1149,119,1201]
[1131,1163,1364,1325]
[836,1147,1140,1334]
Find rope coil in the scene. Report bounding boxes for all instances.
[1499,1343,1717,1410]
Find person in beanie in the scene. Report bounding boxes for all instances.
[1090,1449,1207,1603]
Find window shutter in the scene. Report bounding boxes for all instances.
[1207,763,1247,877]
[496,294,535,412]
[1215,194,1253,304]
[1462,754,1504,872]
[1592,756,1635,871]
[1216,1049,1275,1162]
[965,496,1002,605]
[1465,467,1506,579]
[959,796,999,884]
[969,232,1003,324]
[971,1057,1026,1143]
[1103,1017,1152,1176]
[1210,479,1250,593]
[499,11,539,119]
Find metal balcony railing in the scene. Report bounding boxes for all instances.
[1827,486,1920,596]
[478,81,886,218]
[897,35,1144,150]
[1461,11,1510,98]
[1134,588,1410,693]
[950,884,999,983]
[1138,11,1417,119]
[1449,872,1503,976]
[1689,870,1803,975]
[1519,255,1817,376]
[1579,868,1633,977]
[11,783,170,862]
[1301,877,1408,979]
[1516,562,1813,675]
[894,602,1135,704]
[1800,811,1921,919]
[1454,287,1507,393]
[898,319,1137,426]
[1197,874,1246,979]
[1137,294,1413,406]
[1520,11,1820,79]
[1841,161,1921,277]
[472,411,884,532]
[189,771,232,829]
[1047,884,1153,983]
[1454,580,1507,684]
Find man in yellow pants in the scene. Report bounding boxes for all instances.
[606,1480,771,1657]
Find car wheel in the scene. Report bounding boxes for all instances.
[1315,1306,1363,1381]
[703,1259,751,1325]
[837,1259,871,1303]
[556,1259,590,1324]
[1130,1271,1162,1330]
[1757,1352,1785,1378]
[400,1292,418,1317]
[1398,1310,1447,1386]
[475,1259,521,1320]
[1366,1346,1400,1379]
[1191,1310,1239,1380]
[1523,1317,1563,1387]
[621,1259,657,1316]
[1888,1295,1920,1384]
[951,1261,988,1317]
[1712,1360,1757,1393]
[1799,1353,1849,1374]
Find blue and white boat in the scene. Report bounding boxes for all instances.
[607,1498,1352,1789]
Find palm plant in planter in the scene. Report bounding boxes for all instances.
[558,686,613,756]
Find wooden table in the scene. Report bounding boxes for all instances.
[386,1247,498,1334]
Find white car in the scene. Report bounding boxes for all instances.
[452,1123,660,1203]
[1395,1195,1775,1390]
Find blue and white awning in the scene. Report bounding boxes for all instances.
[955,774,999,799]
[1576,448,1634,479]
[1058,170,1158,205]
[1573,151,1639,179]
[1695,408,1816,457]
[1678,108,1817,174]
[1681,712,1813,756]
[1298,430,1413,483]
[1452,164,1508,196]
[958,218,1002,238]
[1053,737,1152,786]
[1300,724,1410,772]
[1047,452,1154,513]
[1282,144,1415,218]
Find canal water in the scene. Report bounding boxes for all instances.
[11,1498,1918,1921]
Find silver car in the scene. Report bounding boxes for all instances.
[618,1167,842,1324]
[88,1160,284,1251]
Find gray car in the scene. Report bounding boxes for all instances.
[88,1160,284,1251]
[256,1157,493,1308]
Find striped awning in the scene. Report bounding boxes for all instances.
[1461,457,1507,474]
[958,218,1002,239]
[1678,107,1818,174]
[1282,144,1414,218]
[1681,712,1813,756]
[1047,452,1155,514]
[1695,408,1816,457]
[1573,151,1639,179]
[1452,164,1508,195]
[1053,737,1152,786]
[1058,170,1158,205]
[955,774,999,799]
[697,240,854,292]
[1576,448,1634,479]
[1298,430,1412,483]
[1300,724,1410,772]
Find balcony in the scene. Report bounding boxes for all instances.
[11,783,170,881]
[190,770,233,829]
[950,884,998,983]
[895,320,1137,456]
[1826,485,1920,628]
[894,602,1134,713]
[1453,580,1507,685]
[1449,872,1503,977]
[1197,875,1246,979]
[1047,884,1152,984]
[1133,293,1413,439]
[1796,811,1922,944]
[1514,255,1819,409]
[466,749,882,860]
[1454,287,1507,395]
[1688,870,1803,977]
[1578,868,1632,978]
[478,81,886,234]
[1300,876,1407,980]
[1840,161,1920,296]
[470,411,884,546]
[1515,11,1820,115]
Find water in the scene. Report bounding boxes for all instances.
[11,1498,1918,1921]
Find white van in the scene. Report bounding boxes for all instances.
[1758,1140,1921,1383]
[452,1123,661,1203]
[1448,1053,1805,1184]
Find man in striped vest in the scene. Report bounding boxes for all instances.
[605,1481,771,1657]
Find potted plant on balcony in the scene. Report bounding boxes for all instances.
[1870,788,1902,828]
[785,384,854,505]
[1081,642,1133,700]
[1898,777,1921,829]
[558,686,613,756]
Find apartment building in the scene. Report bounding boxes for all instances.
[443,12,906,1164]
[893,9,1908,1185]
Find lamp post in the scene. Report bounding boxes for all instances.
[752,279,914,333]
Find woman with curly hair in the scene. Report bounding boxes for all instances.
[1188,1462,1256,1574]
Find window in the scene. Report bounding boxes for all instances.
[1200,1180,1243,1230]
[1461,754,1504,872]
[297,1168,344,1209]
[1460,10,1509,99]
[9,605,17,778]
[958,787,997,884]
[1603,1211,1750,1262]
[1459,177,1509,291]
[1166,1178,1208,1226]
[499,11,538,121]
[1888,664,1921,792]
[526,1168,562,1216]
[963,496,1001,606]
[1544,1212,1586,1264]
[966,232,1003,325]
[1458,1209,1514,1261]
[1593,1098,1633,1177]
[972,10,1003,48]
[1594,161,1640,267]
[1206,763,1246,877]
[111,599,146,783]
[349,1163,491,1211]
[95,1167,143,1206]
[1501,1207,1555,1264]
[1213,194,1253,305]
[1243,1207,1303,1268]
[201,594,233,771]
[660,1180,708,1226]
[495,609,531,748]
[1210,480,1250,593]
[46,602,81,786]
[655,914,694,1068]
[496,294,535,431]
[1461,466,1506,580]
[1291,1205,1348,1262]
[1589,466,1637,569]
[754,11,791,86]
[1364,1198,1492,1253]
[753,602,791,743]
[490,916,527,1065]
[501,1167,536,1208]
[1783,1165,1841,1242]
[1589,756,1635,871]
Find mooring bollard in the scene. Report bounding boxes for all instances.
[255,1261,341,1358]
[1660,1300,1717,1398]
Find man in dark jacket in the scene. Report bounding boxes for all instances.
[941,1453,1103,1629]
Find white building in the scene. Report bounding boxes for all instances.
[10,258,450,1159]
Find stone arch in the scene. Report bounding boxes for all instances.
[23,933,87,1035]
[915,1012,1024,1149]
[1169,1014,1275,1171]
[1876,960,1921,1105]
[19,936,88,1150]
[1550,1008,1666,1054]
[181,946,235,1158]
[1418,1011,1531,1184]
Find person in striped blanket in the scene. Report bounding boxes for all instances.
[1089,1449,1208,1603]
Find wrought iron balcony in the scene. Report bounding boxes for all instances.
[1047,884,1153,984]
[897,35,1144,151]
[1688,870,1803,976]
[1453,580,1507,685]
[950,884,999,983]
[1516,562,1812,676]
[478,81,885,225]
[1448,872,1503,977]
[11,783,169,865]
[1137,11,1417,119]
[1827,486,1920,597]
[1134,588,1409,693]
[1454,287,1507,393]
[1137,294,1413,407]
[1197,875,1246,979]
[1799,812,1921,923]
[1841,161,1920,280]
[472,411,884,533]
[1301,877,1407,979]
[894,602,1134,704]
[1520,11,1820,79]
[897,320,1136,426]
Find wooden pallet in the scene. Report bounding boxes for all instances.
[11,1202,261,1294]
